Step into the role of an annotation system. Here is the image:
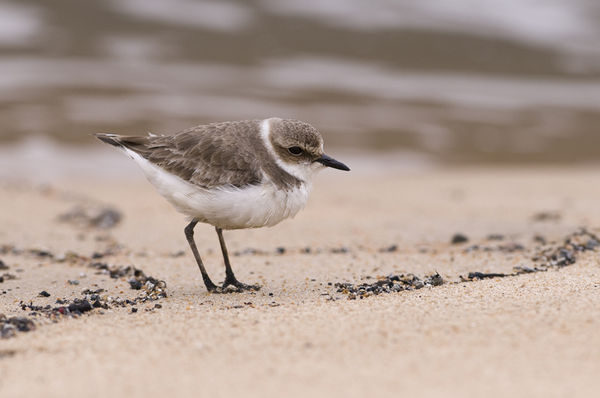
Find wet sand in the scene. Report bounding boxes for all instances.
[1,168,600,397]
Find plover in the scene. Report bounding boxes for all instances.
[94,118,349,293]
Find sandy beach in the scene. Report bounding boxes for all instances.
[1,167,600,397]
[2,2,599,397]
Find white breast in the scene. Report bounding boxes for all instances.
[123,148,312,229]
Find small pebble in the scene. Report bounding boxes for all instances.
[68,299,92,313]
[330,247,349,254]
[129,280,143,290]
[467,272,506,280]
[532,211,561,222]
[451,234,469,244]
[91,208,122,229]
[379,245,398,252]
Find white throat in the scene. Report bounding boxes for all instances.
[260,118,322,183]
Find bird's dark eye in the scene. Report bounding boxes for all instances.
[288,146,303,156]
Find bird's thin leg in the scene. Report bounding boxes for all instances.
[216,227,260,291]
[184,220,218,292]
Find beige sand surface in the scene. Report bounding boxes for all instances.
[1,168,600,397]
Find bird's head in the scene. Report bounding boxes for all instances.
[266,118,350,181]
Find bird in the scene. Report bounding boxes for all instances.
[94,117,350,293]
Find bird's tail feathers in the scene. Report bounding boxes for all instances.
[93,133,124,148]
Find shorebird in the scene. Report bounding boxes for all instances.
[95,118,349,293]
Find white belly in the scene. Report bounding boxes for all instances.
[125,148,311,229]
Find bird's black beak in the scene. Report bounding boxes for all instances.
[315,154,350,171]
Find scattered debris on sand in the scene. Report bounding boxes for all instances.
[1,256,168,339]
[9,278,167,340]
[337,228,600,300]
[335,273,443,300]
[3,227,599,338]
[461,228,599,281]
[88,262,167,301]
[533,228,599,267]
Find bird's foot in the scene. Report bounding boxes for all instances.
[226,281,261,292]
[207,277,261,293]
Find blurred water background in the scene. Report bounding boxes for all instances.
[1,0,600,171]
